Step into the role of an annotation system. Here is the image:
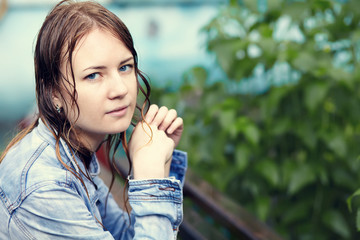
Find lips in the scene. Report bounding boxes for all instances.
[106,106,128,114]
[106,105,129,117]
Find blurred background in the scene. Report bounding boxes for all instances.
[2,0,360,239]
[0,0,221,145]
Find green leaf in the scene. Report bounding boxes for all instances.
[351,30,360,42]
[270,117,290,135]
[219,110,236,131]
[323,99,336,113]
[209,38,246,78]
[288,165,316,195]
[357,209,360,231]
[234,117,250,131]
[304,82,328,112]
[221,97,242,110]
[258,24,273,38]
[229,0,238,7]
[295,121,317,149]
[282,160,296,188]
[258,38,277,59]
[244,124,260,145]
[347,188,360,212]
[234,117,260,145]
[235,144,250,173]
[255,159,280,187]
[282,201,310,225]
[327,136,347,158]
[183,66,207,87]
[292,52,317,72]
[267,0,282,12]
[255,196,271,221]
[283,2,308,22]
[322,210,351,239]
[232,58,258,79]
[243,0,258,12]
[328,68,354,89]
[158,93,179,109]
[260,86,290,118]
[317,165,329,185]
[332,167,357,190]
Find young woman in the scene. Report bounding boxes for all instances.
[0,0,187,239]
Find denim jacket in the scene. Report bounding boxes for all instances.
[0,119,187,239]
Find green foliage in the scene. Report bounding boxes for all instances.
[152,0,360,239]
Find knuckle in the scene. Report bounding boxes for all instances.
[158,130,167,137]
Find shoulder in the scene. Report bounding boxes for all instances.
[0,128,73,209]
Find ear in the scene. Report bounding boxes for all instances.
[52,90,62,109]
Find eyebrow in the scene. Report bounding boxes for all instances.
[82,56,134,72]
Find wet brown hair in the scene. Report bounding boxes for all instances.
[0,0,151,217]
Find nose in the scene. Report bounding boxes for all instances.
[107,71,128,99]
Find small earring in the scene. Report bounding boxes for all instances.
[56,104,61,113]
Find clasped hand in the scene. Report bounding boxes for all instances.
[129,105,183,180]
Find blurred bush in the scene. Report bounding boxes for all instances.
[151,0,360,239]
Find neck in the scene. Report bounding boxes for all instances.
[73,128,106,153]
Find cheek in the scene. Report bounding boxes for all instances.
[76,91,99,113]
[127,76,139,98]
[65,89,95,122]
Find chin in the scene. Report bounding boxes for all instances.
[107,125,130,135]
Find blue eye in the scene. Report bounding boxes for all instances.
[119,64,133,72]
[86,73,100,80]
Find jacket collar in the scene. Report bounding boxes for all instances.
[35,118,100,177]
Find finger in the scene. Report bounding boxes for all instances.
[152,106,168,127]
[144,104,159,123]
[159,109,177,131]
[166,117,183,134]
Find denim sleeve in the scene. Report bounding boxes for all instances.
[93,176,135,239]
[169,149,187,187]
[127,149,187,240]
[7,150,187,239]
[9,183,116,240]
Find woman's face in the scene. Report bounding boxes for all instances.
[56,28,138,150]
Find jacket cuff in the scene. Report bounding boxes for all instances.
[128,178,183,229]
